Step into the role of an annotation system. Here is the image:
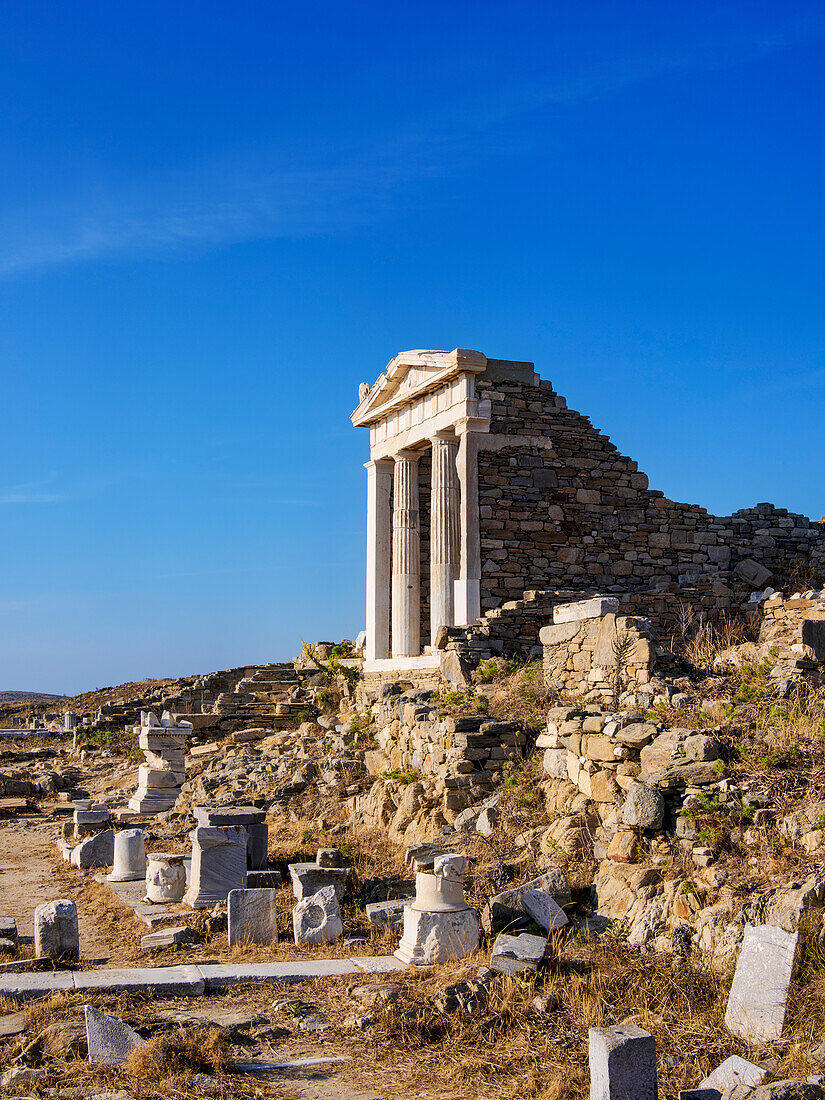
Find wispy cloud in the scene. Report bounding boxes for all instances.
[0,481,66,504]
[0,14,821,277]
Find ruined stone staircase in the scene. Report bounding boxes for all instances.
[212,662,309,726]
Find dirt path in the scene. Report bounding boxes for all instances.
[0,814,115,961]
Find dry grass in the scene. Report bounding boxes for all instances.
[126,1025,233,1077]
[477,660,559,730]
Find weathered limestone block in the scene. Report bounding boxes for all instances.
[588,1024,657,1100]
[482,870,571,933]
[71,829,114,869]
[698,1055,766,1094]
[521,889,569,932]
[554,597,620,624]
[34,899,79,961]
[228,888,279,946]
[490,931,547,974]
[289,863,351,903]
[725,923,798,1043]
[84,1006,145,1065]
[293,885,343,945]
[184,826,247,909]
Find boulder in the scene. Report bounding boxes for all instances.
[621,784,665,830]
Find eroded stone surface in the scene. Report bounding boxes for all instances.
[293,885,343,945]
[725,924,798,1043]
[228,888,279,947]
[589,1024,658,1100]
[34,899,79,961]
[84,1005,145,1065]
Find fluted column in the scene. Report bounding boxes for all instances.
[455,429,481,625]
[391,450,421,658]
[430,432,460,644]
[364,459,393,660]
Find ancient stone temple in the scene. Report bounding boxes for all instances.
[352,348,825,677]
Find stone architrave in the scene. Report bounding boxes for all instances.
[184,826,247,909]
[84,1006,145,1065]
[588,1024,658,1100]
[724,923,799,1043]
[293,885,343,945]
[227,888,279,946]
[34,900,79,961]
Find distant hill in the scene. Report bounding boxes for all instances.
[0,691,68,703]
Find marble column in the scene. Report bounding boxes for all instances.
[455,430,481,625]
[392,450,421,657]
[364,459,393,660]
[430,432,460,644]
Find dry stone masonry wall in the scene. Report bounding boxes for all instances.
[473,363,825,625]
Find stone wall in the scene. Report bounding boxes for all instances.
[364,688,526,813]
[540,597,655,705]
[473,363,825,616]
[755,591,825,660]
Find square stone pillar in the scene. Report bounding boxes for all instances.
[455,429,481,625]
[430,432,460,644]
[364,459,393,660]
[392,450,421,657]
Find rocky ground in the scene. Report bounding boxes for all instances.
[3,623,825,1100]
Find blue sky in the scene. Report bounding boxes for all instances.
[1,1,823,693]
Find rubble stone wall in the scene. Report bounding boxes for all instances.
[366,692,525,812]
[540,610,655,704]
[756,593,825,664]
[473,366,825,617]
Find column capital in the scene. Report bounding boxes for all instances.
[364,457,394,470]
[394,447,422,461]
[429,430,458,445]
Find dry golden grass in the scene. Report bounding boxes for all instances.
[126,1024,233,1077]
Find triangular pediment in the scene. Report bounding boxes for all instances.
[351,348,486,426]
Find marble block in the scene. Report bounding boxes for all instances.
[293,885,343,945]
[724,923,798,1043]
[71,829,114,869]
[589,1024,658,1100]
[34,899,79,961]
[145,853,187,903]
[84,1005,145,1065]
[184,826,247,909]
[228,888,279,946]
[289,863,350,903]
[521,889,569,932]
[394,906,479,966]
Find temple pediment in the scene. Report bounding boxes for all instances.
[351,348,487,427]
